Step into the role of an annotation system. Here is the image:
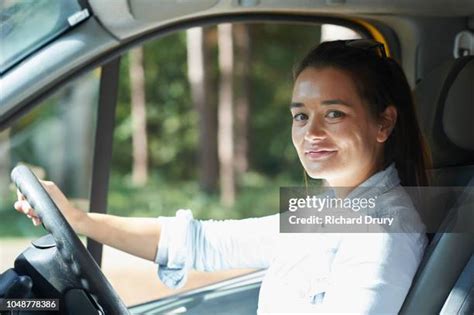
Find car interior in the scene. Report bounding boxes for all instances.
[401,55,474,314]
[0,0,473,314]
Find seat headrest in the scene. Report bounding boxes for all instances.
[415,56,474,168]
[443,59,474,151]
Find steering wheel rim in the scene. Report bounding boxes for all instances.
[11,165,129,314]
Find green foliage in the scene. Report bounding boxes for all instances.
[114,32,197,179]
[249,24,321,180]
[107,23,324,221]
[0,193,46,238]
[114,23,321,183]
[106,171,297,220]
[0,23,327,237]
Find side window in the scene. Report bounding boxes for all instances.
[104,22,361,305]
[0,70,100,262]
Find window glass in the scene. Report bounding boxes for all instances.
[104,22,361,306]
[0,69,100,267]
[0,0,85,73]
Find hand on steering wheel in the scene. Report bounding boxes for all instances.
[14,179,84,230]
[11,165,129,314]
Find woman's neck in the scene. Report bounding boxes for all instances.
[323,161,384,198]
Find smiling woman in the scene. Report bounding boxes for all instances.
[12,38,430,313]
[0,0,472,312]
[292,40,431,188]
[290,66,391,187]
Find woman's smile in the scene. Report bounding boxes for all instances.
[304,149,337,160]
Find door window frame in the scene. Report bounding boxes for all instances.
[1,13,392,265]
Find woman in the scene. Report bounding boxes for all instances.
[14,40,430,313]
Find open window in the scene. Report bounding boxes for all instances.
[105,21,364,307]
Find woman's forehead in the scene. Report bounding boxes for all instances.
[292,67,360,102]
[293,80,322,99]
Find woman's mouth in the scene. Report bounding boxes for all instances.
[304,149,337,160]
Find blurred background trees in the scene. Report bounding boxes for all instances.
[113,23,327,209]
[186,27,218,194]
[129,47,149,186]
[1,22,361,236]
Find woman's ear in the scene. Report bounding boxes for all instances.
[376,105,397,143]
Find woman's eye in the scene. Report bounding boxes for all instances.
[325,110,345,119]
[293,113,308,121]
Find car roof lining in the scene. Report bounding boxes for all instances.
[89,0,474,41]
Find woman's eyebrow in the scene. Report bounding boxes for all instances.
[290,99,352,109]
[321,99,352,106]
[290,102,304,109]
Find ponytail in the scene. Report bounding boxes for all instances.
[384,58,432,186]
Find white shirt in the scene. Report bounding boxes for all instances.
[155,164,428,314]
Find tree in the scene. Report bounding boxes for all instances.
[234,24,251,174]
[187,27,218,193]
[129,47,149,186]
[217,24,235,206]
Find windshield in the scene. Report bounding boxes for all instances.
[0,0,87,74]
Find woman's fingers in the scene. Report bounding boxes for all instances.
[16,189,25,201]
[32,217,42,226]
[14,199,41,224]
[14,200,21,212]
[14,200,28,214]
[14,182,64,228]
[17,200,31,214]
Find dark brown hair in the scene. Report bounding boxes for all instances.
[294,40,431,186]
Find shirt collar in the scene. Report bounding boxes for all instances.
[345,163,400,199]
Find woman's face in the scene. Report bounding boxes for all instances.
[291,67,392,187]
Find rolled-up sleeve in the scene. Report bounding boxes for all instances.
[155,209,279,289]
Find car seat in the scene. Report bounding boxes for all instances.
[440,254,474,314]
[415,56,474,185]
[399,56,474,314]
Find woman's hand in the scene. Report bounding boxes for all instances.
[14,180,86,231]
[14,180,161,261]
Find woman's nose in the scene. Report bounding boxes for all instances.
[304,118,326,141]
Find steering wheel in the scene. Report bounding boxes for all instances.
[11,165,129,314]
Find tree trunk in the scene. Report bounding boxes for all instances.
[234,24,251,174]
[187,27,218,193]
[129,47,149,186]
[217,24,235,206]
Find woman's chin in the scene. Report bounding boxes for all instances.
[305,166,331,180]
[304,159,333,175]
